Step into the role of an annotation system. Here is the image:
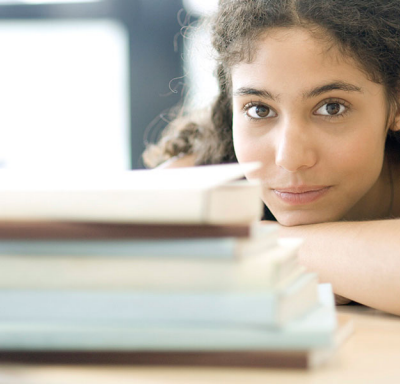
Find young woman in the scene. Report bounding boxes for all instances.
[143,0,400,315]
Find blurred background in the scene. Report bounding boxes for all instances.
[0,0,218,171]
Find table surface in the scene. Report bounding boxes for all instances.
[0,304,399,384]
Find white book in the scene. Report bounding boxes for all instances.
[0,162,263,225]
[0,284,335,351]
[0,240,300,290]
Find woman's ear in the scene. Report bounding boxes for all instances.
[388,103,400,133]
[391,114,400,132]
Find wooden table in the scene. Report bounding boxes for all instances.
[0,304,399,384]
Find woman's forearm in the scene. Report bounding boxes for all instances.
[277,219,400,316]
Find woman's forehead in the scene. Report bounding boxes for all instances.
[250,27,348,68]
[230,27,382,98]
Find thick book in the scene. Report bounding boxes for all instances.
[0,162,263,225]
[0,316,353,369]
[0,284,337,351]
[0,272,318,328]
[0,240,300,290]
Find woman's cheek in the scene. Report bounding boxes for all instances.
[233,129,273,183]
[233,127,262,163]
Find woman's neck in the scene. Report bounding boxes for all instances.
[388,155,400,218]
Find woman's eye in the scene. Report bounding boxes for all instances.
[245,104,276,119]
[315,102,347,117]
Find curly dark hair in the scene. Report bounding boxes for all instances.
[143,0,400,167]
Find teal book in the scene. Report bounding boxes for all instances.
[0,272,318,328]
[0,284,335,351]
[0,237,273,258]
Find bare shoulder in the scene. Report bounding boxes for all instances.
[155,154,196,169]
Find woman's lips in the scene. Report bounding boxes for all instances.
[272,186,331,205]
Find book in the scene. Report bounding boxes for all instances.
[0,284,336,351]
[0,162,347,369]
[0,315,353,369]
[0,239,300,290]
[0,224,279,259]
[0,162,263,225]
[0,237,276,259]
[0,272,318,328]
[0,220,259,240]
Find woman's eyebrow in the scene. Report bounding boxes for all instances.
[232,82,362,101]
[232,87,279,101]
[302,81,363,99]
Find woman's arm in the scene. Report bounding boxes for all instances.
[277,219,400,316]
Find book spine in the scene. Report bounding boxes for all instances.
[0,285,335,351]
[0,238,273,259]
[0,190,205,224]
[0,221,253,240]
[0,251,297,290]
[0,273,317,327]
[0,350,310,369]
[0,291,278,327]
[0,316,333,351]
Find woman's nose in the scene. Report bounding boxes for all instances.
[274,121,318,172]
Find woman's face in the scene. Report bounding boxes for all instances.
[231,27,392,226]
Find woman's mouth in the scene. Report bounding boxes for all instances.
[272,186,331,205]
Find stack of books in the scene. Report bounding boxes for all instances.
[0,163,352,368]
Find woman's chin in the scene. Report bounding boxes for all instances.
[272,210,338,227]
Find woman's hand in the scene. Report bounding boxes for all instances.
[334,294,352,305]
